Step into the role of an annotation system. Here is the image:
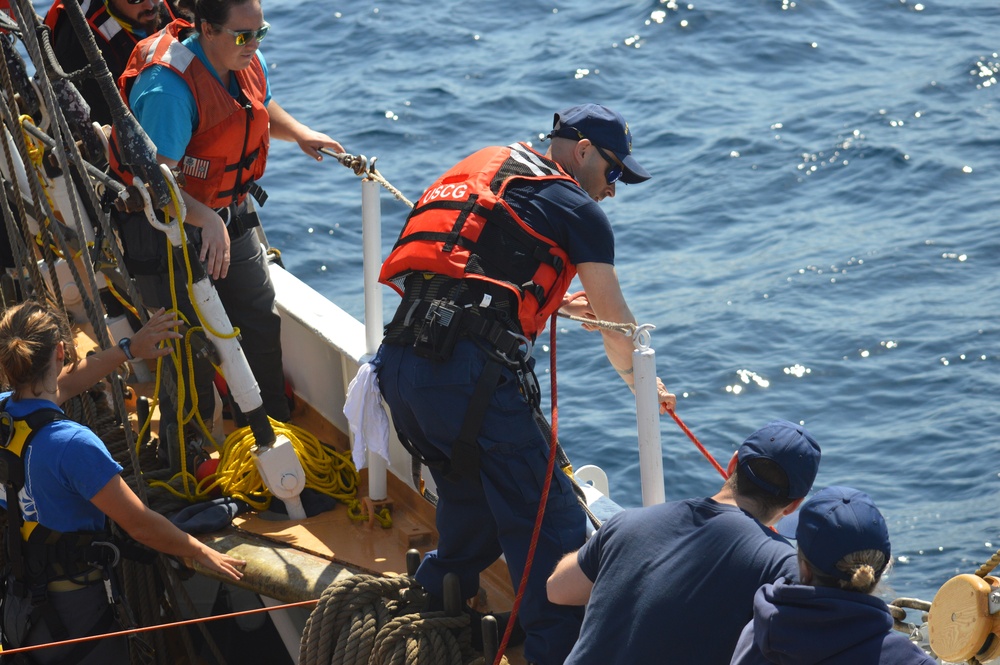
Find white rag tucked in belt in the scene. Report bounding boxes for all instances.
[344,362,390,470]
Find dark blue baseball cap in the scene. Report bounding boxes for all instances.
[551,104,651,184]
[796,486,891,581]
[737,420,821,499]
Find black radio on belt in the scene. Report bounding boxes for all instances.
[412,299,464,362]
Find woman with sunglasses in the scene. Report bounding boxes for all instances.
[109,0,344,451]
[0,301,245,664]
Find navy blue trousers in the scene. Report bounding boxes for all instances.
[377,340,585,665]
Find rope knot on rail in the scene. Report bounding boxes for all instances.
[329,150,371,176]
[321,148,415,208]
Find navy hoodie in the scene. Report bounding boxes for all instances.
[730,578,937,664]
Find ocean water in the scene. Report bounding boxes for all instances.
[252,0,1000,605]
[34,0,997,611]
[251,0,1000,606]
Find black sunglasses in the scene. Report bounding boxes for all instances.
[568,127,624,185]
[591,143,624,185]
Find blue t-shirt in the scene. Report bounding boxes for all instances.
[129,35,272,161]
[0,392,122,533]
[504,177,615,267]
[566,497,798,665]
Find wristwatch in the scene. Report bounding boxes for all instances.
[118,337,134,361]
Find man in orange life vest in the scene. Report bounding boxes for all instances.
[44,0,187,127]
[375,104,676,665]
[109,0,342,448]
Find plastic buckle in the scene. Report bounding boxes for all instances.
[0,411,14,449]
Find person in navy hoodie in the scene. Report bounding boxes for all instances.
[730,486,936,665]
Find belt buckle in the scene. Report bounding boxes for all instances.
[216,205,233,226]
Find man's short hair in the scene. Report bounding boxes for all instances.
[736,420,821,499]
[731,457,793,513]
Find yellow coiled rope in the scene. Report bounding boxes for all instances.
[134,176,386,525]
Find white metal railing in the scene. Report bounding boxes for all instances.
[632,325,665,506]
[361,178,388,501]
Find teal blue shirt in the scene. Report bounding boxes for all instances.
[129,35,272,161]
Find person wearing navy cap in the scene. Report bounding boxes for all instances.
[548,419,822,665]
[730,486,936,664]
[376,104,672,664]
[547,103,651,188]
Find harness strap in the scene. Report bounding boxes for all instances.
[222,146,261,173]
[447,357,503,486]
[30,590,119,663]
[217,177,268,206]
[0,400,66,583]
[443,194,479,253]
[462,315,524,360]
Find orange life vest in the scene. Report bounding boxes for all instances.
[109,19,269,209]
[43,0,176,82]
[379,143,578,340]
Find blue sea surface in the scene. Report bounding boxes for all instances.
[59,0,997,608]
[254,0,1000,605]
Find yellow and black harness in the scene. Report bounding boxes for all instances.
[0,398,149,659]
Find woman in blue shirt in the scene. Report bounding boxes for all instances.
[0,301,245,664]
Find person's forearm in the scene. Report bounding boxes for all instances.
[547,551,594,605]
[602,330,638,391]
[56,347,128,404]
[125,506,208,559]
[176,188,220,228]
[266,100,307,143]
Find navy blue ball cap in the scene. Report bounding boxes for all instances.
[796,486,891,581]
[737,419,821,499]
[551,103,651,184]
[775,510,800,540]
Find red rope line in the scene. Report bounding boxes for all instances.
[493,315,561,665]
[0,598,319,657]
[667,409,727,480]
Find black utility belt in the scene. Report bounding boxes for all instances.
[394,298,527,364]
[215,201,261,238]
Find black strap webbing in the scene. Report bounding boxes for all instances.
[446,358,503,486]
[0,400,66,583]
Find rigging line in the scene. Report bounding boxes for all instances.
[0,598,321,658]
[10,0,143,465]
[559,298,726,482]
[0,45,53,302]
[318,147,415,208]
[20,121,126,194]
[555,309,637,336]
[667,410,728,480]
[11,1,114,344]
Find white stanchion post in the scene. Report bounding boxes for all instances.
[632,325,664,506]
[361,177,387,501]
